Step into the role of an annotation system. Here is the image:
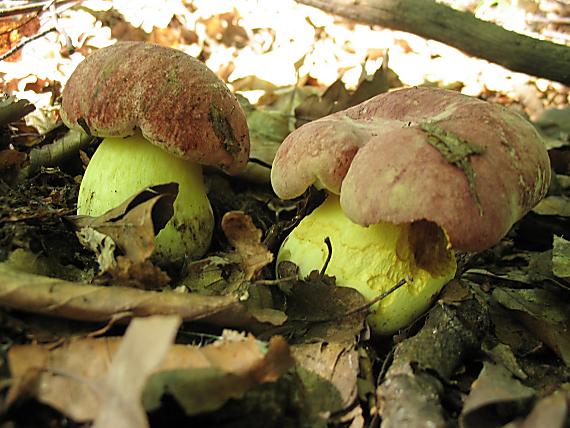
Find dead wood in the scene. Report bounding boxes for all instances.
[297,0,570,86]
[377,296,489,427]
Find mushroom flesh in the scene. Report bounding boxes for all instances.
[272,87,550,334]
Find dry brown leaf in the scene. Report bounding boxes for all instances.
[0,149,26,173]
[348,54,401,107]
[6,329,292,422]
[0,265,277,330]
[70,183,177,264]
[292,342,359,409]
[295,78,351,127]
[143,333,294,415]
[294,55,400,127]
[101,256,171,290]
[69,183,177,287]
[520,386,570,428]
[278,279,366,424]
[460,361,536,428]
[221,211,273,280]
[93,315,181,428]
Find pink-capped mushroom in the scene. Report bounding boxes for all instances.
[273,87,550,334]
[61,42,250,264]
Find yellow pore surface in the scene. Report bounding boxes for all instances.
[277,195,457,334]
[77,134,214,264]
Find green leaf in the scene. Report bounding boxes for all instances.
[420,121,486,214]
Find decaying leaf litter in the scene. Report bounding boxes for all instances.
[1,0,570,427]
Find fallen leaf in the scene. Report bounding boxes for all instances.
[111,0,182,33]
[348,54,401,107]
[489,306,544,358]
[484,342,528,380]
[69,183,177,288]
[181,255,245,295]
[421,121,485,213]
[519,385,570,428]
[460,361,535,428]
[295,78,351,127]
[294,56,400,127]
[271,275,367,426]
[0,95,35,127]
[143,333,294,415]
[93,315,181,428]
[492,287,570,365]
[75,227,117,273]
[0,265,279,331]
[552,235,570,279]
[70,183,177,264]
[0,148,26,177]
[292,342,359,417]
[439,279,472,304]
[6,327,292,422]
[492,287,568,328]
[102,256,171,290]
[221,211,273,280]
[4,248,89,283]
[535,107,570,146]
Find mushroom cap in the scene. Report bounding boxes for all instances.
[271,87,551,252]
[61,42,249,174]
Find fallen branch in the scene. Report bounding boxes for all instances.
[297,0,570,86]
[377,295,489,427]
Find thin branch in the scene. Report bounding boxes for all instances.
[340,277,408,319]
[320,236,333,276]
[0,0,78,18]
[0,26,56,61]
[254,275,298,286]
[314,277,409,324]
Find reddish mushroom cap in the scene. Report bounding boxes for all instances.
[61,42,249,174]
[271,87,551,252]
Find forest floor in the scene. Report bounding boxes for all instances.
[0,1,569,427]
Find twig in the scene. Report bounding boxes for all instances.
[0,0,78,18]
[340,278,408,319]
[254,275,298,286]
[0,26,56,61]
[314,278,409,324]
[320,236,333,276]
[247,157,272,169]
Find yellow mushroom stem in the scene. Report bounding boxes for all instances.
[277,195,457,334]
[77,134,214,265]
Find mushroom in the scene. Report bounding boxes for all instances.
[61,42,249,265]
[272,87,550,334]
